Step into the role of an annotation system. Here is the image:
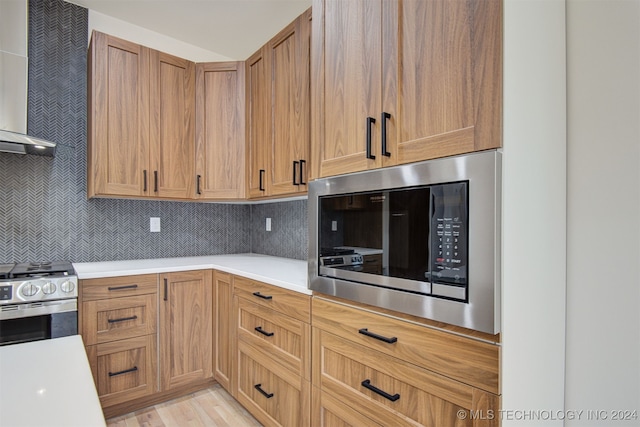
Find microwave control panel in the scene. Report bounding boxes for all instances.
[430,182,469,289]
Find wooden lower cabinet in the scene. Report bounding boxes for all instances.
[213,270,235,394]
[159,270,213,391]
[86,335,157,408]
[237,339,310,427]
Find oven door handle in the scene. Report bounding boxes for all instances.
[0,299,77,321]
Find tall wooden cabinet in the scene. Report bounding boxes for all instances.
[88,31,196,199]
[159,270,213,391]
[213,270,235,393]
[195,62,246,200]
[311,0,503,179]
[246,9,311,199]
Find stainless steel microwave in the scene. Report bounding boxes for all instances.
[308,150,501,334]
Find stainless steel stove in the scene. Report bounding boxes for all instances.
[0,261,78,346]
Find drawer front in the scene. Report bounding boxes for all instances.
[82,294,157,345]
[237,297,310,380]
[361,254,382,275]
[81,274,158,301]
[312,387,383,427]
[237,339,310,427]
[86,335,157,408]
[312,297,499,394]
[314,329,499,427]
[234,276,310,322]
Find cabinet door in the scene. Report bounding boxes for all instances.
[383,0,502,164]
[159,270,213,390]
[195,62,246,199]
[270,10,311,196]
[246,47,271,198]
[311,0,382,179]
[88,31,150,197]
[213,271,235,394]
[149,50,195,199]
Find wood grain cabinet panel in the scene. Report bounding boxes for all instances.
[311,0,502,178]
[246,9,311,199]
[82,294,157,346]
[88,31,150,198]
[159,270,213,391]
[80,274,158,302]
[234,276,310,323]
[86,335,157,408]
[312,297,499,394]
[246,46,271,198]
[88,31,197,200]
[195,62,246,200]
[213,270,235,394]
[237,339,310,427]
[150,51,195,199]
[236,297,310,380]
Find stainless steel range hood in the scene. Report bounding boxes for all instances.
[0,0,56,157]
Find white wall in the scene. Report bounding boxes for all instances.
[565,1,640,426]
[88,10,233,63]
[502,0,567,425]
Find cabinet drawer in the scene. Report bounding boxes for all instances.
[81,274,158,301]
[234,276,310,322]
[361,254,382,275]
[237,339,310,427]
[313,329,499,427]
[312,298,499,394]
[237,297,310,380]
[82,294,157,345]
[311,387,383,427]
[86,335,157,408]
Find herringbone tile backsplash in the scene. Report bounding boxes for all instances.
[0,0,307,263]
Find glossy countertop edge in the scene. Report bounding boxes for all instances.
[73,253,311,295]
[0,335,106,427]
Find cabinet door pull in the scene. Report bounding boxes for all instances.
[293,160,300,185]
[143,170,148,192]
[108,284,138,291]
[381,112,391,157]
[259,169,265,192]
[154,170,158,192]
[254,326,274,337]
[109,366,138,377]
[361,379,400,402]
[366,117,376,160]
[196,174,202,195]
[163,278,168,301]
[252,291,273,300]
[254,383,274,399]
[108,315,138,324]
[299,159,306,185]
[358,328,398,344]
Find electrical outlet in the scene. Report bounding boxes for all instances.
[331,220,338,231]
[266,217,272,231]
[150,217,161,232]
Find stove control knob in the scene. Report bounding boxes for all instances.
[42,282,57,295]
[60,280,75,293]
[21,283,39,297]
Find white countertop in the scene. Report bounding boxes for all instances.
[0,335,106,427]
[73,253,311,295]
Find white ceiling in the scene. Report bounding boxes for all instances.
[66,0,312,60]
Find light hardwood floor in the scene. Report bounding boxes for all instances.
[106,385,261,427]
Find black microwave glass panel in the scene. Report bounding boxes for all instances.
[319,182,469,287]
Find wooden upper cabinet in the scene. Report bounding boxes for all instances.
[311,0,503,179]
[246,8,311,199]
[150,51,195,199]
[246,47,271,198]
[269,9,311,196]
[88,31,197,200]
[195,62,246,200]
[88,31,150,198]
